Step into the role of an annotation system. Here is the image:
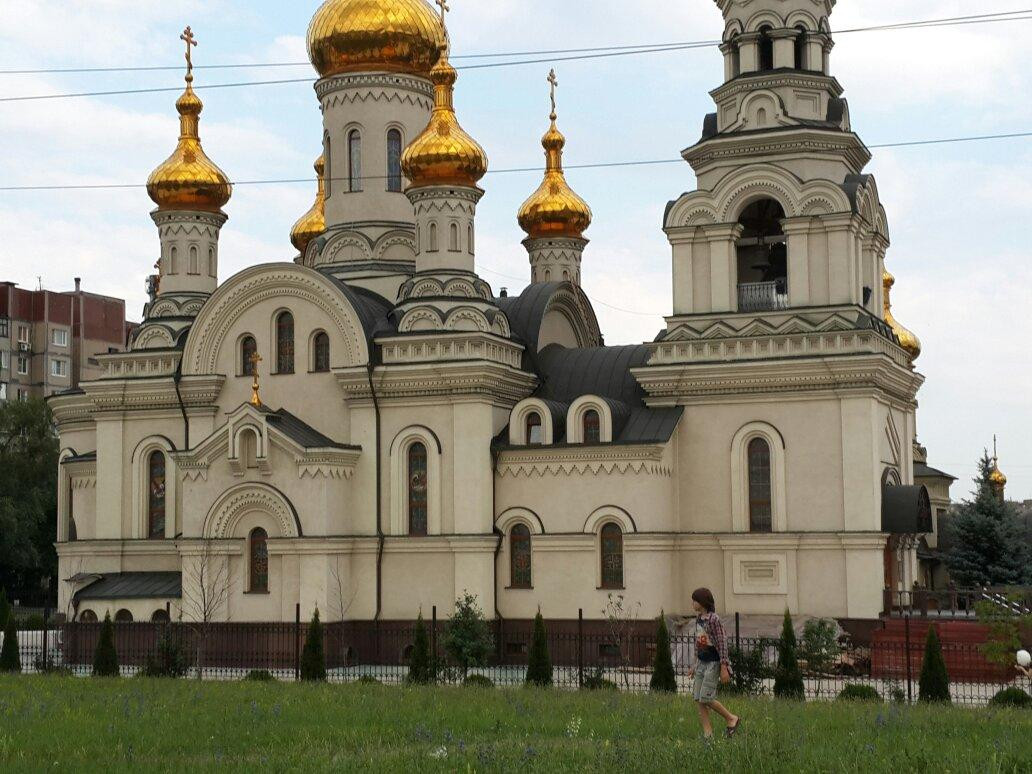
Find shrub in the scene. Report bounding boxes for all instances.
[838,684,881,702]
[244,670,276,682]
[300,609,327,682]
[19,614,45,631]
[356,676,381,685]
[989,686,1031,708]
[726,642,767,696]
[92,613,120,678]
[801,618,839,674]
[649,614,676,693]
[918,626,951,703]
[582,667,618,691]
[773,610,804,700]
[443,592,493,678]
[887,681,907,704]
[464,674,494,689]
[0,588,9,629]
[408,613,433,685]
[526,611,553,688]
[0,614,20,673]
[142,629,189,678]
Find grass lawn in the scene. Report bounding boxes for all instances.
[0,677,1029,772]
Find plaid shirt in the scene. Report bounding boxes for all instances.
[695,612,731,669]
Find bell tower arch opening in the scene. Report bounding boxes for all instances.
[736,198,788,312]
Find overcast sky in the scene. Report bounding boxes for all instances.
[1,1,1029,499]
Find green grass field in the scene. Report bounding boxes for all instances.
[0,677,1029,772]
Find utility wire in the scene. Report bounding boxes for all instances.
[2,131,1031,192]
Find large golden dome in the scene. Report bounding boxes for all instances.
[518,77,592,240]
[883,270,921,361]
[291,155,327,255]
[401,46,488,188]
[307,0,447,78]
[146,67,232,213]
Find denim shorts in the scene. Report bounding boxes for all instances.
[693,660,721,703]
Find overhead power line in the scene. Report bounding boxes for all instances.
[1,130,1030,193]
[1,10,1030,101]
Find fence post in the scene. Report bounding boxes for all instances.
[431,605,437,682]
[42,607,49,673]
[904,613,913,704]
[294,603,302,681]
[577,608,584,689]
[735,611,740,652]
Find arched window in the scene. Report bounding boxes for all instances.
[114,609,133,622]
[510,524,532,588]
[348,129,362,192]
[449,222,459,251]
[188,245,199,275]
[600,523,624,588]
[151,609,170,623]
[730,35,741,77]
[748,437,773,532]
[147,450,166,539]
[324,133,332,198]
[467,224,474,254]
[249,527,269,593]
[759,26,774,71]
[208,247,216,277]
[794,26,808,70]
[525,412,543,445]
[79,609,98,623]
[313,331,330,372]
[240,336,257,377]
[428,222,439,252]
[386,128,403,192]
[276,312,295,374]
[408,442,428,536]
[583,410,601,444]
[169,246,178,274]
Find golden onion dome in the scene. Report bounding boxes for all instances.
[290,156,327,255]
[146,36,232,214]
[518,72,592,240]
[307,0,446,79]
[883,270,921,361]
[989,461,1007,487]
[401,44,488,188]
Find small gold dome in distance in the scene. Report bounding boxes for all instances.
[883,270,921,361]
[291,156,327,255]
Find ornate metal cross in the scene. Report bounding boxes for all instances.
[547,68,558,118]
[249,351,263,407]
[181,26,198,78]
[435,0,450,23]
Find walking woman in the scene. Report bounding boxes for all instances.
[686,587,741,740]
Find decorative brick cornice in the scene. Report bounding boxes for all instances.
[497,445,670,479]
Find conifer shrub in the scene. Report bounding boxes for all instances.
[300,609,327,682]
[142,629,189,678]
[0,613,21,673]
[989,686,1031,708]
[773,609,804,700]
[649,613,677,693]
[443,592,493,678]
[918,625,951,703]
[582,667,618,691]
[837,684,881,702]
[463,674,494,688]
[0,588,10,629]
[244,669,276,682]
[408,613,433,685]
[92,613,120,678]
[525,611,553,687]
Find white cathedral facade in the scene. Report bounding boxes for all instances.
[53,0,933,628]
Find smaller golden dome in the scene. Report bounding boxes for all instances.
[518,71,592,240]
[883,270,921,361]
[401,45,488,189]
[989,462,1007,487]
[291,156,327,255]
[146,34,231,214]
[307,0,446,79]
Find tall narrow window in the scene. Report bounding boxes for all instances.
[583,410,601,444]
[600,523,624,588]
[428,222,439,252]
[525,412,543,445]
[324,133,332,198]
[386,128,403,192]
[240,336,257,376]
[748,437,773,532]
[313,331,330,372]
[408,443,428,536]
[794,26,808,70]
[449,222,459,251]
[730,35,741,77]
[169,246,178,274]
[510,524,532,588]
[188,245,199,275]
[467,224,474,254]
[759,26,774,71]
[148,450,166,539]
[208,247,216,277]
[276,312,295,374]
[249,527,269,593]
[348,129,362,192]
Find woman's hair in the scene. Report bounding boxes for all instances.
[691,587,716,613]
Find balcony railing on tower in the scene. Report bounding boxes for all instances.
[738,279,788,312]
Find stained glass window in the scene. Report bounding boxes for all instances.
[526,412,543,445]
[276,312,294,374]
[148,450,166,539]
[250,527,269,593]
[583,410,601,444]
[408,442,428,536]
[241,336,257,376]
[510,524,532,588]
[348,129,362,192]
[387,129,403,192]
[601,523,623,588]
[748,437,773,533]
[313,332,330,372]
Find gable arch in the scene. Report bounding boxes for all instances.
[567,395,614,444]
[496,507,545,535]
[717,166,803,222]
[744,10,786,32]
[583,505,637,534]
[203,482,302,539]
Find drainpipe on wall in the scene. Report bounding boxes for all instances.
[491,445,503,625]
[367,362,384,622]
[173,357,189,449]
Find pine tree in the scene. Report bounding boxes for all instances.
[92,612,120,678]
[918,625,951,703]
[443,592,493,678]
[0,588,10,629]
[300,608,326,682]
[408,613,433,685]
[0,613,20,673]
[649,613,677,693]
[525,610,553,687]
[944,453,1031,586]
[773,609,804,700]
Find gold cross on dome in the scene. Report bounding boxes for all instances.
[181,26,198,78]
[435,0,450,23]
[547,68,558,119]
[249,351,263,407]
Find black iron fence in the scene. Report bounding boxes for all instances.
[3,609,1027,707]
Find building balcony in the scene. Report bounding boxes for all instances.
[738,279,788,312]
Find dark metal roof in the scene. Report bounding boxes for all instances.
[266,409,358,450]
[882,485,932,534]
[75,572,182,601]
[618,406,684,444]
[914,462,957,481]
[317,268,397,344]
[61,451,97,465]
[495,282,567,353]
[536,344,650,406]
